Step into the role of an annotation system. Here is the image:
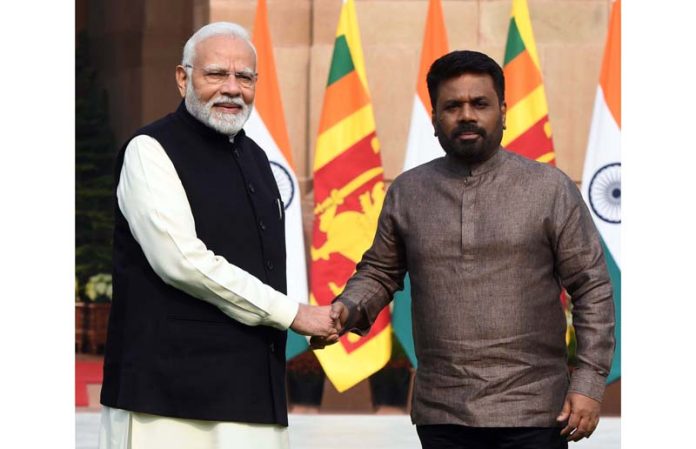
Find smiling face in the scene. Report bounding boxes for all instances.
[432,72,507,164]
[176,34,256,135]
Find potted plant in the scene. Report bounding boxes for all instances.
[84,273,113,354]
[75,31,115,351]
[75,277,87,352]
[564,297,578,367]
[286,350,325,408]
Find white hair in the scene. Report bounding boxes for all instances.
[182,22,257,67]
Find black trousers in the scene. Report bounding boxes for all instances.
[416,425,568,449]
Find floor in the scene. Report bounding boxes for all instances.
[76,412,620,449]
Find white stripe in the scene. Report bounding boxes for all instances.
[581,88,621,267]
[245,109,309,304]
[402,96,443,171]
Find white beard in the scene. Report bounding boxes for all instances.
[184,82,252,136]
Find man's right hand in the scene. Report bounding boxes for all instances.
[290,303,340,338]
[309,302,348,349]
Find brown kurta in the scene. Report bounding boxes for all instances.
[337,148,615,427]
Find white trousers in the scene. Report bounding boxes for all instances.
[98,406,289,449]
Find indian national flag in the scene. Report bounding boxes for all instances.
[245,0,309,359]
[502,0,555,164]
[580,0,621,383]
[392,0,449,369]
[310,0,391,392]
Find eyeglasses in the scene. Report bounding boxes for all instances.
[184,65,258,88]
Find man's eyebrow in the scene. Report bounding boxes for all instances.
[201,64,226,71]
[236,67,255,74]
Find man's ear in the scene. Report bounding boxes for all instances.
[432,110,438,136]
[175,65,188,98]
[501,101,507,130]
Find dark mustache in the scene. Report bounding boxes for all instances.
[452,124,486,138]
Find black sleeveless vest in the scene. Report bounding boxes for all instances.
[100,102,289,424]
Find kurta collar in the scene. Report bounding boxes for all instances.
[442,147,505,177]
[174,100,246,144]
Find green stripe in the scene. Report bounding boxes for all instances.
[285,329,309,360]
[504,18,526,65]
[601,238,621,383]
[392,274,418,368]
[327,35,355,85]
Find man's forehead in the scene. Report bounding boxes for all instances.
[438,73,498,100]
[195,35,256,67]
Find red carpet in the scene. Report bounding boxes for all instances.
[76,358,103,406]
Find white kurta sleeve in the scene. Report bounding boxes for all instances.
[116,134,299,330]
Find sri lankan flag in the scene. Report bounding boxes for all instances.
[502,0,555,164]
[502,0,575,347]
[310,0,391,392]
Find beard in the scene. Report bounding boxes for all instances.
[185,81,252,136]
[435,117,504,164]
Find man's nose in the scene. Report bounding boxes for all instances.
[219,74,242,95]
[458,104,476,122]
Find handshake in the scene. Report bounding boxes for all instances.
[289,302,349,350]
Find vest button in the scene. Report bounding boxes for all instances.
[266,260,274,270]
[259,220,267,231]
[248,183,255,193]
[233,149,240,158]
[269,342,275,352]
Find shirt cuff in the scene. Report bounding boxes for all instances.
[265,296,300,330]
[568,367,608,402]
[334,297,370,336]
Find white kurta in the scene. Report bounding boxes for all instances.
[99,134,299,449]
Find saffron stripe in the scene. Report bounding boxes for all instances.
[252,0,294,167]
[318,70,370,134]
[415,0,449,110]
[600,0,621,128]
[504,49,542,107]
[314,104,377,171]
[501,85,549,146]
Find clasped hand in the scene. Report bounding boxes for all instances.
[308,302,348,349]
[289,303,347,348]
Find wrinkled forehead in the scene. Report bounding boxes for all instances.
[194,35,256,70]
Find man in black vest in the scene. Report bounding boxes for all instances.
[99,22,339,449]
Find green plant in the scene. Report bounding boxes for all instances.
[84,273,113,303]
[75,30,116,295]
[565,301,578,366]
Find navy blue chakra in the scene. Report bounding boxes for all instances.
[270,161,295,210]
[588,162,621,224]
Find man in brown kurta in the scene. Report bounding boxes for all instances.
[313,51,615,449]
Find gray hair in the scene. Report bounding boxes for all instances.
[182,22,257,67]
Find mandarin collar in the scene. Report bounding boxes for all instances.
[174,100,245,143]
[441,147,505,177]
